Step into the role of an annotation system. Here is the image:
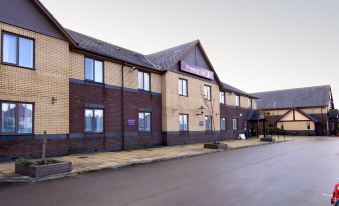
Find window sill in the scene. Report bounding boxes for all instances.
[1,62,35,70]
[138,131,152,136]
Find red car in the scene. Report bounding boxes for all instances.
[331,184,339,205]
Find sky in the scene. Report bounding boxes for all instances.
[42,0,339,108]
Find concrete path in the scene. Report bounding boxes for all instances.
[0,137,291,182]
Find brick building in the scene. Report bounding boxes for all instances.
[0,0,259,161]
[251,85,336,136]
[0,0,336,161]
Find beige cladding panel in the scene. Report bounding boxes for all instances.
[240,96,249,108]
[294,111,309,121]
[252,99,257,109]
[301,107,327,114]
[162,72,220,132]
[226,92,236,106]
[0,23,69,134]
[277,121,315,131]
[279,110,294,121]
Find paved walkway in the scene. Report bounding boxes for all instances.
[0,137,292,183]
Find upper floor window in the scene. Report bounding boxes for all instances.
[220,92,225,104]
[178,79,188,96]
[85,57,103,83]
[1,102,33,134]
[138,71,150,91]
[84,109,104,133]
[235,95,240,107]
[2,32,34,69]
[205,115,212,131]
[204,85,212,101]
[248,98,252,109]
[220,117,226,131]
[179,114,189,131]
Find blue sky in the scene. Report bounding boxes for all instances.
[42,0,339,108]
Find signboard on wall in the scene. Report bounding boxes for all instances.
[199,121,204,126]
[127,119,136,126]
[180,61,214,80]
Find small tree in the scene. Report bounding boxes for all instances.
[42,131,47,164]
[200,86,218,143]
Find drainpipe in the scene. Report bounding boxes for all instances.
[121,63,125,150]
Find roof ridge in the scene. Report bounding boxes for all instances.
[147,40,199,56]
[251,85,331,94]
[65,28,146,57]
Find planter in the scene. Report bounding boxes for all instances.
[15,160,72,178]
[204,143,228,150]
[260,137,276,143]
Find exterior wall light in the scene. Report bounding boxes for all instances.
[51,97,57,104]
[197,106,205,115]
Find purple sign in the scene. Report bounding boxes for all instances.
[180,61,214,80]
[199,121,204,126]
[127,119,136,126]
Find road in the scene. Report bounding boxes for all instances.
[1,137,339,206]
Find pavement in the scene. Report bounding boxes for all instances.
[0,137,290,183]
[0,136,337,206]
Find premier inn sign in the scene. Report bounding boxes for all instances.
[180,61,214,80]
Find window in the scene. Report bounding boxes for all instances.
[220,92,225,104]
[235,95,240,107]
[248,98,252,109]
[2,32,34,69]
[205,115,212,131]
[179,114,189,131]
[85,109,104,133]
[220,117,226,131]
[204,85,211,101]
[1,102,33,134]
[138,72,150,91]
[178,79,188,96]
[232,118,238,130]
[306,122,311,130]
[139,112,151,132]
[84,57,103,83]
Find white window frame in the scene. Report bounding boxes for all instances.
[235,95,240,107]
[138,71,150,91]
[220,92,225,104]
[204,85,212,101]
[232,118,238,130]
[179,114,189,131]
[178,79,188,96]
[220,117,226,131]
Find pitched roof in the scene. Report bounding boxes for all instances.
[0,0,76,46]
[222,82,257,98]
[66,29,161,71]
[146,40,198,71]
[251,85,332,109]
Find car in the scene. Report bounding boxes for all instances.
[331,184,339,205]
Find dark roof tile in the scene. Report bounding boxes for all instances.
[251,85,331,109]
[66,29,161,71]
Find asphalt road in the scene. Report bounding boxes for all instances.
[1,137,339,206]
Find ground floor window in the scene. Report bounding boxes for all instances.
[220,117,226,131]
[139,112,151,132]
[85,109,104,133]
[179,114,188,131]
[232,118,238,130]
[1,102,33,134]
[205,116,212,131]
